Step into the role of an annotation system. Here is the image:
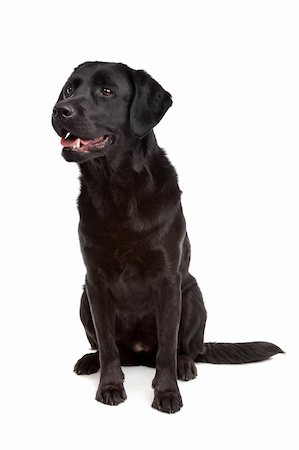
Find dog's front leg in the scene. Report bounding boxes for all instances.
[152,275,183,413]
[86,272,126,406]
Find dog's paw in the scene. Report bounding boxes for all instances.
[96,383,127,406]
[152,389,183,414]
[74,352,100,375]
[177,355,197,381]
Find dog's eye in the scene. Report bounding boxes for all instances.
[65,85,73,97]
[100,87,113,97]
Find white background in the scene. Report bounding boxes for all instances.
[2,0,299,449]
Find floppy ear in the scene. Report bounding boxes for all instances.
[129,70,172,139]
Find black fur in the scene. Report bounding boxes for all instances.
[52,61,283,414]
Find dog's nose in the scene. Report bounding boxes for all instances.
[52,104,76,119]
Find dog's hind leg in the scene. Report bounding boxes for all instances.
[178,274,207,381]
[79,285,98,350]
[73,286,100,374]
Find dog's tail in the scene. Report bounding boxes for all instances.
[196,341,284,364]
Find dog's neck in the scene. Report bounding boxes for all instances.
[77,131,181,225]
[78,132,159,212]
[79,131,157,185]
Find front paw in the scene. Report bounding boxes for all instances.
[96,383,127,406]
[152,388,183,414]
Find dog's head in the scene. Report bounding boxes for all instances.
[52,62,172,163]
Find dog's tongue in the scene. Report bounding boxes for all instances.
[60,136,92,147]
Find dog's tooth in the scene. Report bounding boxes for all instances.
[65,132,70,139]
[71,140,78,149]
[75,138,80,148]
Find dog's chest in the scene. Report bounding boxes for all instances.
[78,218,166,285]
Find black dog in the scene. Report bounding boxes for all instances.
[52,61,283,413]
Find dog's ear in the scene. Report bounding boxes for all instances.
[129,70,172,139]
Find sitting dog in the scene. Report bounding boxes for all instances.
[52,61,283,413]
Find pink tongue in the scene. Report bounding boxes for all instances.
[60,136,92,147]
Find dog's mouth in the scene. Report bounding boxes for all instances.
[61,133,112,153]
